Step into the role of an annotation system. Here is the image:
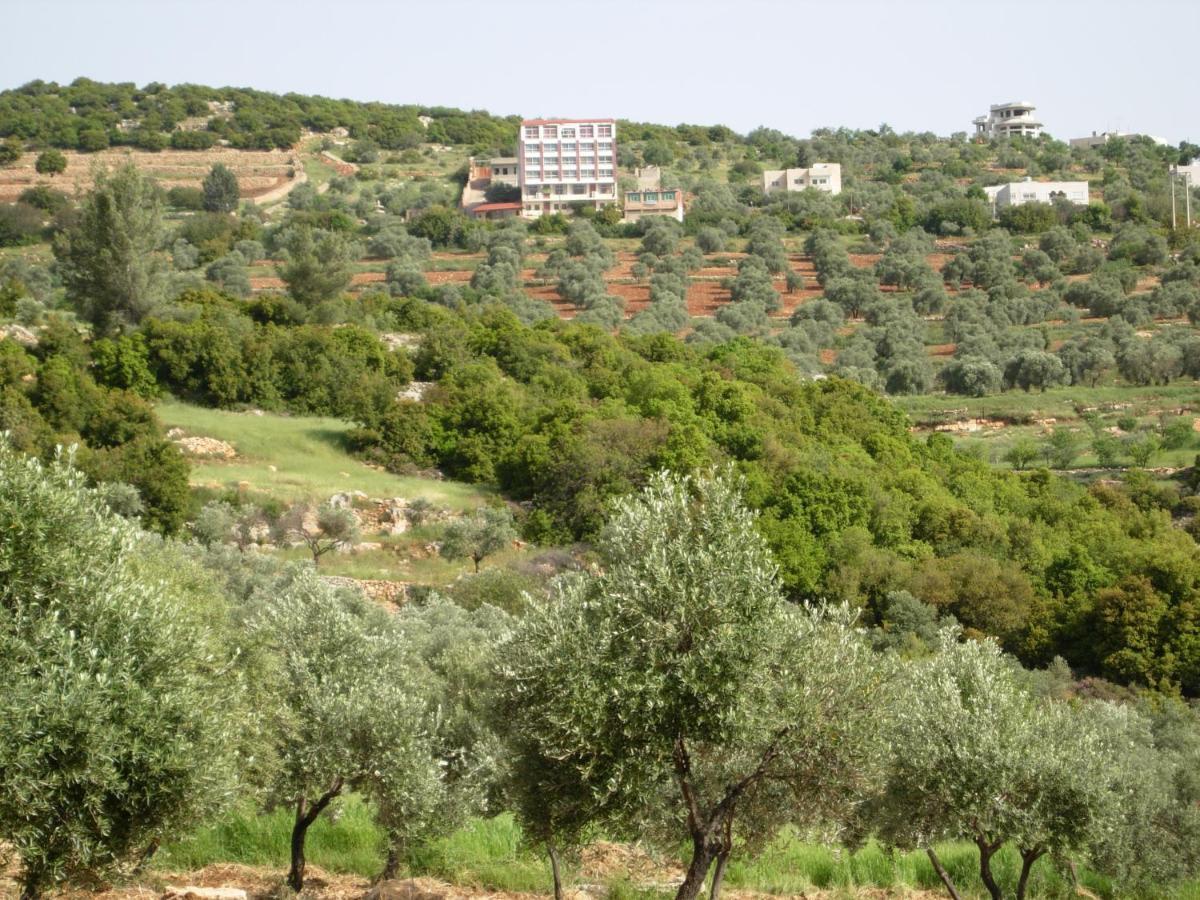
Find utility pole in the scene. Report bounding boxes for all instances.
[1171,168,1177,230]
[1187,172,1193,230]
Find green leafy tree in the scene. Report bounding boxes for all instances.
[248,571,440,892]
[0,139,22,165]
[275,226,361,306]
[34,149,66,176]
[1126,433,1162,468]
[873,634,1142,900]
[274,501,360,567]
[54,163,166,334]
[439,505,517,573]
[90,334,158,398]
[496,472,887,900]
[1003,437,1039,470]
[201,163,240,213]
[1043,427,1083,469]
[0,446,242,900]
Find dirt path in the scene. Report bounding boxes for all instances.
[249,159,306,206]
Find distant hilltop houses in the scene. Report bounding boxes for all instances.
[461,115,842,221]
[459,106,1182,222]
[973,99,1172,151]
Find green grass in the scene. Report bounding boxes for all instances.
[156,795,385,877]
[408,814,551,893]
[271,526,526,584]
[156,400,489,509]
[895,383,1200,426]
[157,809,1200,899]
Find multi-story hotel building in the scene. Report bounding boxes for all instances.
[517,118,618,218]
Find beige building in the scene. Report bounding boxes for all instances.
[762,162,842,195]
[623,188,685,223]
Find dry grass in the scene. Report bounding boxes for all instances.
[0,147,296,202]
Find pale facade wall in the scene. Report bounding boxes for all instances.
[518,119,618,218]
[985,180,1089,210]
[762,162,842,195]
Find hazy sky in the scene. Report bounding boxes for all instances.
[3,0,1197,144]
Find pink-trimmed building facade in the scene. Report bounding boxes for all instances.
[518,118,618,218]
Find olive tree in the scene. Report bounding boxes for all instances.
[872,633,1138,900]
[439,505,517,573]
[495,472,888,900]
[273,501,360,567]
[248,571,441,892]
[0,446,243,900]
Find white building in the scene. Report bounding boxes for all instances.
[1069,131,1169,150]
[983,178,1089,212]
[762,162,842,195]
[1171,163,1200,184]
[973,101,1043,139]
[517,118,617,218]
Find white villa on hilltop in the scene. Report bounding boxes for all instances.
[973,101,1043,139]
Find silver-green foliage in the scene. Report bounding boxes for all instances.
[0,445,242,899]
[496,471,888,900]
[874,632,1152,899]
[247,570,442,889]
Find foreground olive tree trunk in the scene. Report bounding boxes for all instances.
[288,777,344,892]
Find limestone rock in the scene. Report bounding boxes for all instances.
[0,324,38,348]
[162,887,247,900]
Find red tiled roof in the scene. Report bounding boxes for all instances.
[522,118,616,126]
[472,202,522,212]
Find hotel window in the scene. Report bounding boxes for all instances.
[554,185,566,195]
[561,127,575,138]
[579,125,593,137]
[597,124,612,137]
[524,144,539,155]
[598,141,612,151]
[544,125,558,138]
[562,142,576,152]
[572,184,586,195]
[524,126,539,138]
[580,168,595,177]
[599,168,613,177]
[598,154,612,164]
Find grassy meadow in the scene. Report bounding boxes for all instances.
[157,400,488,509]
[153,804,1200,899]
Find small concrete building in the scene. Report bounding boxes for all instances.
[1170,162,1200,184]
[469,201,522,221]
[973,101,1043,139]
[1070,131,1169,150]
[762,162,842,195]
[983,178,1089,212]
[487,157,520,186]
[623,188,685,223]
